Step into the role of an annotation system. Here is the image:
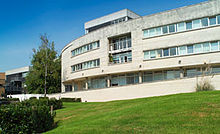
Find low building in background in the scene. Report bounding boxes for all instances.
[0,73,5,97]
[5,66,29,95]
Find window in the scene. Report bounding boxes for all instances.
[201,18,208,27]
[156,27,162,35]
[186,21,192,30]
[203,43,210,52]
[156,49,162,58]
[163,48,169,57]
[170,47,177,56]
[162,26,168,34]
[143,72,153,82]
[217,15,220,24]
[212,66,220,74]
[169,24,175,33]
[192,19,201,29]
[89,77,107,89]
[185,69,197,77]
[112,51,132,64]
[72,59,100,72]
[179,46,187,55]
[149,28,156,37]
[187,45,194,54]
[154,71,164,81]
[194,44,202,53]
[143,30,149,38]
[144,51,150,59]
[209,17,216,25]
[210,42,218,51]
[71,41,100,57]
[177,22,185,32]
[150,50,156,58]
[164,70,180,80]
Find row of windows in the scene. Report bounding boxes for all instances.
[143,15,220,38]
[112,51,132,64]
[110,36,131,51]
[144,41,220,60]
[111,17,126,25]
[71,41,100,57]
[71,59,100,72]
[70,66,220,91]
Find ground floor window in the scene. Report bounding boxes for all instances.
[65,85,72,92]
[88,77,107,89]
[111,73,138,86]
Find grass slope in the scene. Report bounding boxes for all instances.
[45,91,220,134]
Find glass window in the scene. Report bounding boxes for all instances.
[177,22,185,32]
[143,30,149,38]
[187,45,194,54]
[143,72,153,82]
[209,17,216,25]
[210,41,218,51]
[150,50,156,58]
[170,47,177,56]
[185,69,197,77]
[72,51,75,56]
[97,42,100,47]
[162,26,168,34]
[169,24,175,33]
[165,70,180,80]
[194,44,202,53]
[156,49,162,58]
[201,18,208,27]
[186,21,192,30]
[179,46,187,55]
[217,15,220,24]
[144,51,150,59]
[203,43,210,52]
[212,67,220,74]
[163,48,169,57]
[156,27,162,35]
[149,28,156,37]
[192,19,201,29]
[154,71,164,81]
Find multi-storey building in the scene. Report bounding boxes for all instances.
[5,66,29,95]
[0,73,5,97]
[59,0,220,102]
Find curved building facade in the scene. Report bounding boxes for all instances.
[60,0,220,102]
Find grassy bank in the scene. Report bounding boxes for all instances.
[45,91,220,134]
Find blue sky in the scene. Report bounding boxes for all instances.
[0,0,206,72]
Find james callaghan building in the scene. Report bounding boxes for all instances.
[58,0,220,102]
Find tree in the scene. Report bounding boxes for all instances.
[26,34,61,94]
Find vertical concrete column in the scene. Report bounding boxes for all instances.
[180,68,184,78]
[85,78,88,90]
[139,72,142,83]
[125,16,128,21]
[107,75,111,88]
[61,82,65,93]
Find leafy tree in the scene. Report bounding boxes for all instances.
[26,34,61,94]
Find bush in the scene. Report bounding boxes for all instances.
[0,103,55,133]
[29,97,37,100]
[196,78,215,92]
[49,98,63,110]
[61,98,81,102]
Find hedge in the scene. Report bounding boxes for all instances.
[0,103,55,133]
[0,98,63,133]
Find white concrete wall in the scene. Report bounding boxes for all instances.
[8,94,44,101]
[49,74,220,102]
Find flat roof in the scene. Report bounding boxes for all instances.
[6,66,30,76]
[84,9,140,30]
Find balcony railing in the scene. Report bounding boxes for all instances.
[109,38,132,53]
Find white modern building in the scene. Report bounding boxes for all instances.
[58,0,220,102]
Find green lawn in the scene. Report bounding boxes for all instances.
[45,91,220,134]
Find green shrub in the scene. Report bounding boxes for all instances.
[29,97,37,100]
[61,98,81,102]
[39,97,49,100]
[49,98,63,110]
[0,103,55,133]
[196,78,215,92]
